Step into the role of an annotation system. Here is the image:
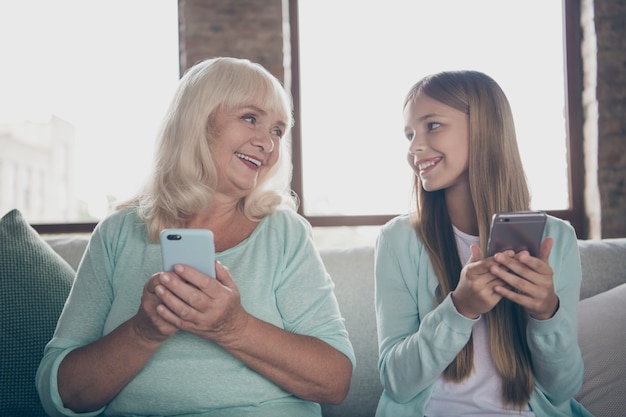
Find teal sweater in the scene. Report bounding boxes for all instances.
[374,215,593,417]
[37,208,355,417]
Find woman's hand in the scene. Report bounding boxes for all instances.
[132,273,180,343]
[490,237,559,320]
[152,262,351,404]
[452,245,506,318]
[153,261,250,345]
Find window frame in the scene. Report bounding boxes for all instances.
[287,0,587,238]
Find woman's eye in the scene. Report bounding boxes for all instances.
[242,115,257,124]
[405,133,414,142]
[427,122,441,131]
[272,128,283,138]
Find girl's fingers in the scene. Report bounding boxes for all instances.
[538,237,554,263]
[491,247,558,318]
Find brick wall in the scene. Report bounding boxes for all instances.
[593,0,626,237]
[178,0,626,238]
[178,0,285,81]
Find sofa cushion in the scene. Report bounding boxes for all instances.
[0,209,75,417]
[575,282,626,416]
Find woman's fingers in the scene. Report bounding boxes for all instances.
[154,264,248,342]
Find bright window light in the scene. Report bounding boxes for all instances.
[298,0,568,216]
[0,0,179,223]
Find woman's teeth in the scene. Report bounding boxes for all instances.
[235,152,261,167]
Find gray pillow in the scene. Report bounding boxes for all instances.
[575,283,626,417]
[0,209,74,416]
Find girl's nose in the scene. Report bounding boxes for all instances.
[408,136,423,155]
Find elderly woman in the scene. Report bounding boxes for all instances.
[37,57,354,417]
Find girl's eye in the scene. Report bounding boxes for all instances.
[405,132,414,142]
[427,122,441,131]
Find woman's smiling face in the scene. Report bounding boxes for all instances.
[210,102,287,200]
[404,93,470,194]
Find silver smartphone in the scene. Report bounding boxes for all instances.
[486,211,547,257]
[160,228,216,277]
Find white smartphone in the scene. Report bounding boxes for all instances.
[160,228,216,277]
[486,211,547,257]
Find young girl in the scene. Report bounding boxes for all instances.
[374,70,592,416]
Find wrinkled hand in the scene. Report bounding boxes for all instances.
[452,245,506,319]
[490,237,559,320]
[153,261,250,346]
[132,273,180,344]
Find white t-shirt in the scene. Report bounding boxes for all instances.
[424,227,534,417]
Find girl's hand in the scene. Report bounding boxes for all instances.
[452,245,507,319]
[490,237,559,320]
[153,261,250,346]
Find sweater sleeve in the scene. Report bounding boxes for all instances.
[526,217,585,404]
[273,211,356,368]
[374,218,477,404]
[35,220,115,417]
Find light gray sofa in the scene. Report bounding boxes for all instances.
[39,235,626,417]
[1,206,623,417]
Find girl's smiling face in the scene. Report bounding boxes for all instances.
[210,102,287,200]
[403,93,470,194]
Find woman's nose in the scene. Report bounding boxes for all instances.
[253,134,275,153]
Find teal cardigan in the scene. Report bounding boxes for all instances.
[374,214,593,417]
[37,208,355,417]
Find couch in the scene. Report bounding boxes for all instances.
[1,209,625,417]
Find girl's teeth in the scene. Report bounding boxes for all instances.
[419,160,436,170]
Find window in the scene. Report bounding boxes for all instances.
[3,1,584,242]
[289,0,585,238]
[0,0,179,229]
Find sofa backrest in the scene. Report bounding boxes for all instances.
[578,238,626,299]
[45,236,626,301]
[319,246,379,417]
[43,235,626,417]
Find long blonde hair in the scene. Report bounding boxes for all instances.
[405,70,533,407]
[118,57,297,242]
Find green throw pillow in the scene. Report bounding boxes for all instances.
[0,209,74,417]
